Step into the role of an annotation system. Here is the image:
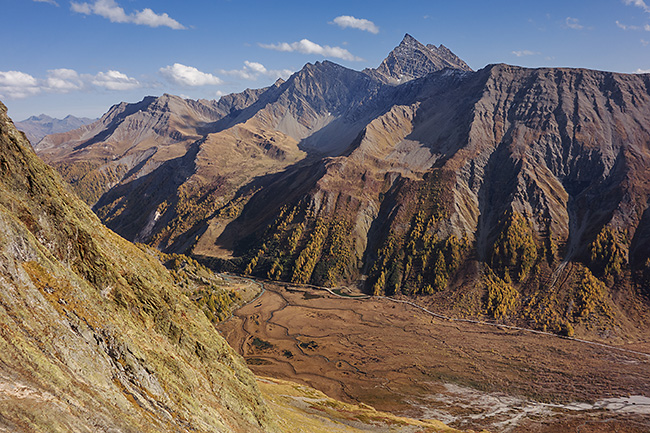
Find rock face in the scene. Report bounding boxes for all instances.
[37,35,650,339]
[368,33,473,83]
[0,101,277,432]
[15,114,96,145]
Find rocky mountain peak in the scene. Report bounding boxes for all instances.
[370,33,472,83]
[22,113,54,122]
[399,33,421,48]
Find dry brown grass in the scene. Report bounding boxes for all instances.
[218,283,650,433]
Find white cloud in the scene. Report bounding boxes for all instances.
[642,39,650,45]
[616,20,640,30]
[221,63,259,80]
[267,68,295,80]
[0,68,141,98]
[0,71,40,99]
[635,68,650,73]
[259,39,363,61]
[132,8,183,28]
[91,70,141,90]
[565,17,584,30]
[33,0,59,6]
[331,15,379,34]
[221,61,294,81]
[245,61,267,74]
[615,20,650,30]
[159,63,223,86]
[512,50,541,57]
[70,2,91,14]
[70,0,184,29]
[45,68,83,91]
[623,0,650,13]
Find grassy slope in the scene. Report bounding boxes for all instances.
[0,101,277,432]
[258,377,481,433]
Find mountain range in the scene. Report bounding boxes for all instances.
[0,98,475,433]
[15,114,96,145]
[35,34,650,340]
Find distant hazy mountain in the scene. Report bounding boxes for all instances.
[16,114,96,144]
[36,34,650,340]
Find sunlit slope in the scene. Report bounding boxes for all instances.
[0,100,277,432]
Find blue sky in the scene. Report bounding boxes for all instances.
[2,0,649,121]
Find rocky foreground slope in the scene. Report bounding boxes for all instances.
[0,100,278,432]
[36,35,650,340]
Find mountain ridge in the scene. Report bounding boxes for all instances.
[35,36,650,341]
[16,113,96,145]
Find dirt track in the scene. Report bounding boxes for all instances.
[218,282,650,432]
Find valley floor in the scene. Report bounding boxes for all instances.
[217,280,650,433]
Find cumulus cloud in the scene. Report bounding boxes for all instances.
[512,50,541,57]
[45,68,84,91]
[33,0,59,6]
[70,0,185,29]
[245,61,268,74]
[623,0,650,13]
[0,71,41,99]
[70,2,91,13]
[91,70,141,90]
[0,68,142,98]
[331,15,379,34]
[635,68,650,73]
[565,17,584,30]
[159,63,223,86]
[221,61,294,81]
[259,39,363,61]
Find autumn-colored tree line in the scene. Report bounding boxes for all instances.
[234,166,633,335]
